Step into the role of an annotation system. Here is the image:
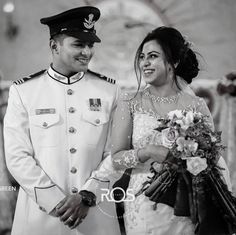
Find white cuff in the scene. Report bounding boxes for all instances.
[34,185,65,213]
[113,149,139,168]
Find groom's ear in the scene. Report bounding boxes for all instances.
[50,39,59,54]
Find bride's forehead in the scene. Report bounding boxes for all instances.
[142,40,162,53]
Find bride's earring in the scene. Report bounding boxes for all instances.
[168,67,174,80]
[174,61,179,69]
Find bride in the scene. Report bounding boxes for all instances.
[111,26,232,235]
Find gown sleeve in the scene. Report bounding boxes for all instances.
[195,97,232,190]
[111,92,140,170]
[195,97,214,130]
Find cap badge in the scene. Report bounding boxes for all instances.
[83,14,95,29]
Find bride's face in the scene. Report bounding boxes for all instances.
[139,40,172,87]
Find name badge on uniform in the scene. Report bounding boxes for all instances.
[35,108,56,115]
[89,98,101,111]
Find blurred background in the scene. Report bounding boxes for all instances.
[0,0,236,234]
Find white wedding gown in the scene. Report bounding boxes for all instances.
[88,88,232,235]
[123,91,195,235]
[113,89,231,235]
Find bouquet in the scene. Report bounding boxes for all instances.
[137,109,236,235]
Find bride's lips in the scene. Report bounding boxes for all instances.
[143,68,155,76]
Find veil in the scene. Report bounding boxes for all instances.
[177,76,196,96]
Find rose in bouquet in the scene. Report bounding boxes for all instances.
[138,109,236,235]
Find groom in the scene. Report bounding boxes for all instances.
[4,6,120,235]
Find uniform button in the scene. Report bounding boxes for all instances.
[70,148,77,154]
[70,167,77,174]
[95,119,100,124]
[42,122,48,128]
[69,107,75,113]
[67,89,73,95]
[71,187,78,193]
[69,127,76,133]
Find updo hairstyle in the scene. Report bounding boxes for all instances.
[134,26,199,89]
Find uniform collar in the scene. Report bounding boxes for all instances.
[47,65,85,85]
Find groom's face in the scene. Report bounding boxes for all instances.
[51,35,95,76]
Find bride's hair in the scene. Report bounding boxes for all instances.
[134,26,199,90]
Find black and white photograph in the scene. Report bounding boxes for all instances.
[0,0,236,235]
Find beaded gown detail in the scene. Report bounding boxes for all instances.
[112,89,231,235]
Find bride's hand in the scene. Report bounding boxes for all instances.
[137,145,169,163]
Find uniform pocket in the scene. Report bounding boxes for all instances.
[82,111,109,126]
[81,111,109,145]
[29,114,61,147]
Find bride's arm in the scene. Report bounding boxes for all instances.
[195,97,214,130]
[196,97,232,190]
[111,93,168,170]
[111,93,139,170]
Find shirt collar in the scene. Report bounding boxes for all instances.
[47,65,85,85]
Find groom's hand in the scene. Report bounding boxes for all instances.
[55,193,89,229]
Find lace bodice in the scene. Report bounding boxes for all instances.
[110,89,230,235]
[133,112,160,149]
[111,88,214,170]
[131,95,212,149]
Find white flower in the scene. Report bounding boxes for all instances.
[187,157,207,176]
[176,137,185,152]
[167,110,183,119]
[176,137,198,156]
[185,111,194,125]
[175,111,194,130]
[210,135,217,143]
[161,128,179,148]
[194,111,203,120]
[175,119,186,129]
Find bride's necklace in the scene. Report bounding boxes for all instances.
[144,88,180,104]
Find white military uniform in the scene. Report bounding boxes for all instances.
[4,66,121,235]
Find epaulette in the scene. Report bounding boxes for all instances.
[13,69,46,85]
[88,69,116,84]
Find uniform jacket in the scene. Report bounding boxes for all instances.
[4,66,121,235]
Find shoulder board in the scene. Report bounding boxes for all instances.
[87,69,116,84]
[13,69,46,85]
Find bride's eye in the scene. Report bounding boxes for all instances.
[149,54,158,59]
[139,54,145,61]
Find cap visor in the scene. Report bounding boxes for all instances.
[66,31,101,43]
